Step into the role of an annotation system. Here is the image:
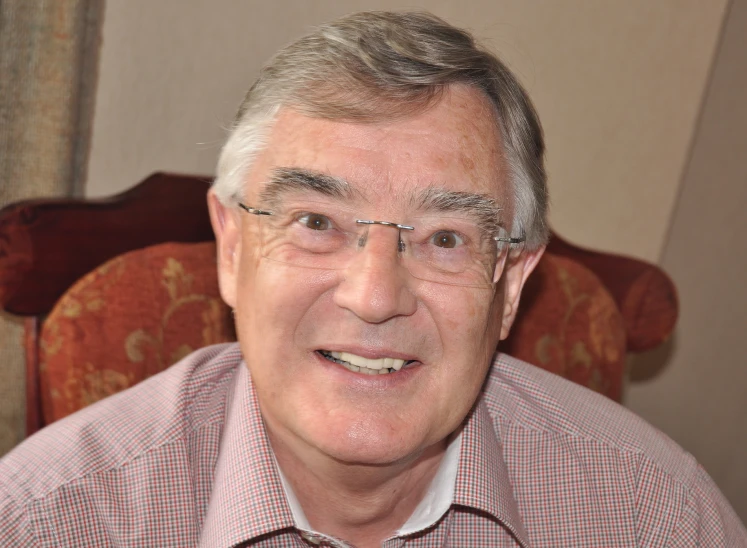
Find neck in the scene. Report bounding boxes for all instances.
[268,430,449,548]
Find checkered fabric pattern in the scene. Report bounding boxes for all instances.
[1,343,745,547]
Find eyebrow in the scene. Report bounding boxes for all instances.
[258,167,357,207]
[257,168,503,235]
[415,187,503,236]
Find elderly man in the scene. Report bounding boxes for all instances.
[1,11,745,548]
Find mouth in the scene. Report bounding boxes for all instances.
[318,350,417,375]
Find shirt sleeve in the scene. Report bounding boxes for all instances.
[667,465,747,547]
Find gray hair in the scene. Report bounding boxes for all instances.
[213,11,549,249]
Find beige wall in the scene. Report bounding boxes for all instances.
[626,0,747,521]
[86,0,727,262]
[86,0,746,520]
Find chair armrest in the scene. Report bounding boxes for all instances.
[546,232,678,352]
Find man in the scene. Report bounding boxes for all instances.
[1,11,745,547]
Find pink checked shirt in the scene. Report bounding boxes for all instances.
[1,343,745,546]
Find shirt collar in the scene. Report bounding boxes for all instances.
[276,431,463,538]
[454,398,531,548]
[199,362,295,548]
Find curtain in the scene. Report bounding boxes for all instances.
[0,0,104,454]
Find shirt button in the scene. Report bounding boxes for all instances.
[301,532,322,545]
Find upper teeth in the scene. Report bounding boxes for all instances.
[329,351,406,371]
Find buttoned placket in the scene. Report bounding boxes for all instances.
[299,529,354,548]
[297,512,454,548]
[383,509,453,548]
[300,530,322,545]
[299,529,410,548]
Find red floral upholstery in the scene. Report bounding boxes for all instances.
[39,242,234,424]
[501,254,626,401]
[39,242,627,424]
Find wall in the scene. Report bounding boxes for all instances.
[626,0,747,521]
[86,0,727,262]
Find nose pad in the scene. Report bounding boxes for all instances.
[353,224,404,268]
[354,219,413,257]
[355,225,406,255]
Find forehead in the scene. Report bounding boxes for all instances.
[245,86,507,204]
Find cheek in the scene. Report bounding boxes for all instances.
[235,258,337,346]
[419,282,503,350]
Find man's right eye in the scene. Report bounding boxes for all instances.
[430,230,464,249]
[297,213,331,230]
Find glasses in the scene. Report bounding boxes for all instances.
[237,199,525,288]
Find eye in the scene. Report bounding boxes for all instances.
[298,213,331,230]
[431,230,463,249]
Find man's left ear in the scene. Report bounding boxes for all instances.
[499,245,545,340]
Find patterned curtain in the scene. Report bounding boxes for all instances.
[0,0,104,454]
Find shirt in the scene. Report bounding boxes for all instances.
[1,343,745,547]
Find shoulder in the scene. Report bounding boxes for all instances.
[482,354,747,544]
[0,342,242,509]
[485,352,695,475]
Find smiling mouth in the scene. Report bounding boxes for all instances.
[318,350,416,375]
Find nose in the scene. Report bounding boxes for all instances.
[332,225,417,323]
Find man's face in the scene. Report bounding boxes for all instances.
[211,86,541,465]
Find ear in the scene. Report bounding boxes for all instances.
[207,190,242,309]
[498,245,545,340]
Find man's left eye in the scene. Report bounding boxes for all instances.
[298,213,332,230]
[431,231,463,249]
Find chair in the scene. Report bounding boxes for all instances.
[0,173,678,436]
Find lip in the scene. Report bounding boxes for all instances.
[315,345,421,362]
[313,350,422,386]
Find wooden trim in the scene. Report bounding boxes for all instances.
[23,317,42,436]
[0,172,214,317]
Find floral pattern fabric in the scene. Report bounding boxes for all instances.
[39,242,235,424]
[502,254,626,401]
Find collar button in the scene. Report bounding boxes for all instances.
[301,531,322,545]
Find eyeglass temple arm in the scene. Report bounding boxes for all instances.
[238,203,272,216]
[496,236,526,245]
